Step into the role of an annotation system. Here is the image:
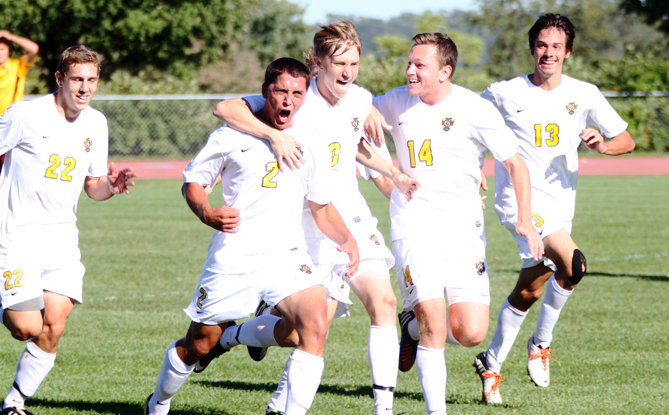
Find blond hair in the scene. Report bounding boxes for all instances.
[412,33,458,78]
[56,45,101,77]
[313,20,362,59]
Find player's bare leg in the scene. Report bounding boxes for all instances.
[349,262,398,415]
[448,302,488,347]
[413,298,448,415]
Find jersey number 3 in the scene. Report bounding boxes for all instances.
[534,124,559,147]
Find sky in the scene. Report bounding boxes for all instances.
[299,0,478,24]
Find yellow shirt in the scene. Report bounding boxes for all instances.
[0,56,32,116]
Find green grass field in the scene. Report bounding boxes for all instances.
[1,176,667,415]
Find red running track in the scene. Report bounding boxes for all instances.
[112,156,669,180]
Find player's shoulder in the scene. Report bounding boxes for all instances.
[376,85,412,106]
[485,75,529,96]
[561,75,601,93]
[348,83,373,101]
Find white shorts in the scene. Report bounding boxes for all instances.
[392,237,490,311]
[308,218,394,317]
[0,226,85,310]
[184,250,324,325]
[500,213,572,270]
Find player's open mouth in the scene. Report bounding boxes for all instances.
[278,109,291,122]
[76,94,89,103]
[336,79,349,85]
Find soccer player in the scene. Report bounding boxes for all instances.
[472,13,635,404]
[207,21,416,415]
[0,30,39,173]
[144,57,360,415]
[366,33,543,415]
[0,45,136,415]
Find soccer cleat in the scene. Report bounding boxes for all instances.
[473,352,502,404]
[527,336,551,387]
[248,300,271,362]
[398,310,418,372]
[194,321,237,373]
[265,406,285,415]
[0,407,34,415]
[144,393,151,415]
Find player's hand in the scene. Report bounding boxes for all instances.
[516,221,544,261]
[480,172,488,209]
[579,128,606,154]
[337,240,359,278]
[203,205,241,233]
[107,162,137,194]
[268,129,304,171]
[392,173,420,201]
[363,106,391,147]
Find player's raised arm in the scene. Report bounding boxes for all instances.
[501,153,544,260]
[84,162,137,201]
[213,98,304,171]
[356,138,420,201]
[308,201,359,277]
[182,182,240,233]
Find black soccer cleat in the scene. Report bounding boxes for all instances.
[0,407,34,415]
[398,310,418,372]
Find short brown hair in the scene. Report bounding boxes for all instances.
[313,20,362,60]
[262,57,310,95]
[528,13,575,53]
[412,33,458,78]
[56,45,101,77]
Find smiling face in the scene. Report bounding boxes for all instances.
[261,72,308,130]
[314,46,359,106]
[55,63,99,121]
[406,44,451,105]
[531,27,571,83]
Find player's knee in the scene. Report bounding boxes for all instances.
[8,323,42,341]
[568,249,587,285]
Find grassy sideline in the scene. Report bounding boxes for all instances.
[0,176,667,415]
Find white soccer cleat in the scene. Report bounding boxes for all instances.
[473,352,503,404]
[527,337,551,387]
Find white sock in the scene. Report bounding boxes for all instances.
[285,349,324,415]
[534,275,572,349]
[486,298,528,373]
[445,315,461,346]
[268,362,289,413]
[416,346,447,415]
[3,340,56,410]
[408,316,420,340]
[368,326,398,414]
[220,316,281,349]
[148,341,194,415]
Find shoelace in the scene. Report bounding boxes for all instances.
[482,372,502,395]
[529,347,552,369]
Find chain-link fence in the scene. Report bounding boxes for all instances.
[27,93,669,157]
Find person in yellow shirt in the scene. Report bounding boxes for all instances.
[0,30,39,172]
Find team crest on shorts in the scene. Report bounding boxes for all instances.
[352,117,360,132]
[475,261,486,275]
[566,102,578,115]
[84,138,93,152]
[369,234,380,246]
[442,118,455,132]
[299,264,313,274]
[403,265,414,288]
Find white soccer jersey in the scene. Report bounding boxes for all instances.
[374,85,518,245]
[183,123,331,275]
[483,75,628,225]
[0,94,108,247]
[245,80,389,257]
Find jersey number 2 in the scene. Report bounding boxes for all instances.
[45,154,76,181]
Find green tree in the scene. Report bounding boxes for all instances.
[620,0,669,33]
[0,0,309,91]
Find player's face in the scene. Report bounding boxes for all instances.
[264,72,308,130]
[531,28,571,79]
[0,43,10,66]
[406,44,448,99]
[56,63,99,119]
[314,46,360,105]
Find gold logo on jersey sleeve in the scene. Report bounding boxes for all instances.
[403,265,414,288]
[442,118,455,132]
[84,138,92,152]
[352,117,360,132]
[476,261,486,275]
[566,102,578,115]
[299,264,313,274]
[369,234,380,246]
